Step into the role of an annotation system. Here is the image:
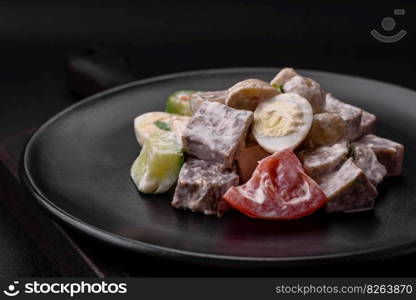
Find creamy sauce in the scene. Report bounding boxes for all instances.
[237,172,272,204]
[285,181,311,205]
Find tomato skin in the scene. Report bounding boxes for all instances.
[223,149,328,220]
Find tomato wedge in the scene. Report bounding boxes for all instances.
[223,149,328,220]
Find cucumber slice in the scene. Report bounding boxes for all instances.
[165,90,194,116]
[130,131,184,194]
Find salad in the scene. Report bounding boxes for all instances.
[130,68,404,220]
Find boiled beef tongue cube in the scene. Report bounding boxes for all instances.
[324,93,378,141]
[321,158,378,213]
[324,93,363,141]
[358,111,377,137]
[298,142,349,180]
[182,101,253,169]
[189,90,227,115]
[357,134,404,176]
[172,159,239,216]
[351,142,387,185]
[283,75,326,113]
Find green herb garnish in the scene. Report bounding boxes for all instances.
[154,120,171,131]
[272,83,285,93]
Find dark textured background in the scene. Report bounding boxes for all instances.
[1,0,415,137]
[0,0,415,277]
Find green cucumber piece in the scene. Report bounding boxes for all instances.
[130,131,184,194]
[165,90,194,116]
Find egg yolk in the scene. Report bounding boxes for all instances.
[254,101,304,137]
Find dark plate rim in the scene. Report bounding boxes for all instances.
[21,67,416,268]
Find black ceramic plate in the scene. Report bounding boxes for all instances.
[22,68,416,268]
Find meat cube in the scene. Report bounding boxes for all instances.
[321,158,378,213]
[182,101,253,169]
[301,113,347,148]
[236,142,270,183]
[358,110,377,137]
[189,90,227,114]
[283,75,326,113]
[298,142,349,180]
[351,142,387,185]
[357,134,404,176]
[270,67,298,87]
[225,79,279,111]
[172,159,239,216]
[324,93,363,141]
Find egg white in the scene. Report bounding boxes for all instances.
[134,112,171,146]
[253,93,313,153]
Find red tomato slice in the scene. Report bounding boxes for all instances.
[223,149,328,220]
